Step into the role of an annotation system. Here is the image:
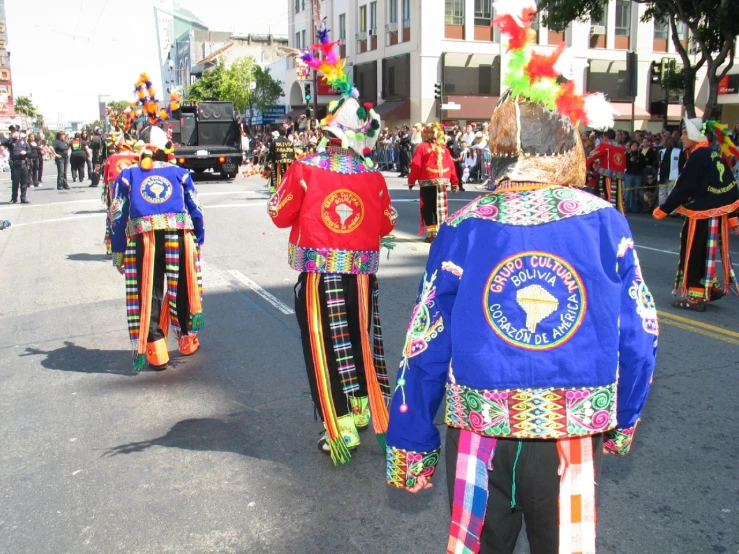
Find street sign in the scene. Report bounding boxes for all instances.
[248,105,287,125]
[441,102,461,111]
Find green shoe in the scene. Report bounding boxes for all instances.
[350,396,371,430]
[318,414,360,455]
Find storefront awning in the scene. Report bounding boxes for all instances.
[374,99,410,121]
[664,104,704,119]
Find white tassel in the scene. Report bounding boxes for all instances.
[583,93,617,131]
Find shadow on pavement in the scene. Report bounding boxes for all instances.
[67,253,110,262]
[103,416,258,457]
[72,209,105,215]
[22,340,136,376]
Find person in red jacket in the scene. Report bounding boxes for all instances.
[408,123,459,242]
[586,129,626,213]
[269,27,398,465]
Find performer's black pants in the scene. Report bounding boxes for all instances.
[37,157,44,182]
[56,157,69,189]
[90,154,102,187]
[294,272,371,419]
[420,185,438,226]
[70,154,86,181]
[134,230,191,342]
[86,157,93,180]
[29,158,40,185]
[445,427,603,554]
[10,163,30,202]
[679,217,709,291]
[399,150,410,177]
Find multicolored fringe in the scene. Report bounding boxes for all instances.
[183,231,204,330]
[437,185,449,227]
[324,274,360,395]
[676,216,738,300]
[557,437,597,554]
[447,430,498,554]
[418,180,450,237]
[599,176,624,214]
[357,275,390,448]
[123,231,203,370]
[371,283,390,403]
[306,273,352,465]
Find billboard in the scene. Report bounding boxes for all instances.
[0,4,14,118]
[718,74,739,95]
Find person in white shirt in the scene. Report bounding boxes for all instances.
[658,136,682,205]
[462,124,476,147]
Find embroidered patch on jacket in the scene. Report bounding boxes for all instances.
[322,189,365,233]
[484,251,587,350]
[140,175,173,204]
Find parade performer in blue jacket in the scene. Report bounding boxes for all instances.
[385,3,658,553]
[110,124,204,370]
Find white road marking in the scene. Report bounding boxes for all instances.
[9,213,105,227]
[198,191,267,197]
[637,244,738,267]
[205,203,266,209]
[228,269,294,315]
[0,199,100,211]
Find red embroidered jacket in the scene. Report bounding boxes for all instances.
[586,141,626,178]
[408,142,460,186]
[269,148,397,274]
[104,152,139,184]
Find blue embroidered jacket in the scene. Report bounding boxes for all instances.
[109,162,205,257]
[386,185,658,489]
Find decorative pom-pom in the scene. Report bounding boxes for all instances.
[355,132,365,140]
[140,157,153,171]
[356,107,368,120]
[371,120,380,130]
[583,93,616,131]
[363,147,372,156]
[367,129,376,138]
[363,102,373,110]
[351,87,360,98]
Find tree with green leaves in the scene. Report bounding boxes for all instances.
[186,58,226,102]
[538,0,738,120]
[107,100,132,113]
[245,66,284,127]
[220,56,256,114]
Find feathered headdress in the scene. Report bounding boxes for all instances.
[493,0,615,130]
[702,120,739,168]
[294,20,382,162]
[133,74,182,126]
[486,0,616,187]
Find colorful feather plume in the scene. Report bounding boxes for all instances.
[494,1,615,130]
[703,120,739,168]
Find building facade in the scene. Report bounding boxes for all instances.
[286,0,716,131]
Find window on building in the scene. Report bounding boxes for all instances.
[402,0,411,27]
[295,32,301,48]
[445,0,465,26]
[382,54,411,99]
[675,21,688,40]
[653,17,668,40]
[590,10,606,27]
[388,0,398,24]
[474,0,493,26]
[443,52,501,96]
[360,5,367,32]
[615,0,631,36]
[301,0,305,11]
[370,1,377,30]
[301,30,306,49]
[339,14,346,41]
[294,0,300,14]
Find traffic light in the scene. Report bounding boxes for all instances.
[651,62,662,84]
[304,83,312,103]
[434,82,443,101]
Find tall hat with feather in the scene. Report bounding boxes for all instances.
[489,0,616,186]
[299,23,382,166]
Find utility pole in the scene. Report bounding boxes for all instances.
[311,0,319,130]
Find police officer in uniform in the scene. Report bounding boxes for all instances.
[4,126,32,204]
[267,127,295,194]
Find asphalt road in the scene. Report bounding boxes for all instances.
[0,163,737,554]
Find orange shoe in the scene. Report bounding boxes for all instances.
[178,334,200,356]
[146,338,170,369]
